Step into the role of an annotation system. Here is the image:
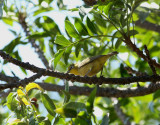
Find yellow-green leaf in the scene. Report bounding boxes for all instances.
[26,83,44,93]
[22,97,30,105]
[17,89,25,97]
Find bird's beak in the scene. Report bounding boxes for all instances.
[108,51,118,57]
[67,70,70,73]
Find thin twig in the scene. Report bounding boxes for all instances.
[123,35,160,69]
[144,45,157,75]
[124,66,147,76]
[18,12,51,69]
[112,98,131,125]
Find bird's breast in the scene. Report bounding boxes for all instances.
[78,55,109,76]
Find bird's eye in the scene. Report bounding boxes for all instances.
[68,64,74,71]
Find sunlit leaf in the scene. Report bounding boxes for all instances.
[2,17,13,26]
[55,35,72,47]
[7,92,18,111]
[65,20,80,38]
[103,2,113,16]
[54,49,64,68]
[17,89,25,97]
[74,18,88,36]
[26,83,44,93]
[33,7,53,16]
[41,93,56,116]
[27,32,49,39]
[86,17,97,34]
[22,97,30,105]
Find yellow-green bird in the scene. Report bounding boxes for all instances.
[67,51,118,77]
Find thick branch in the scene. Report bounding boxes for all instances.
[0,73,43,91]
[0,73,19,82]
[1,74,160,97]
[1,50,160,86]
[36,82,160,98]
[135,20,160,33]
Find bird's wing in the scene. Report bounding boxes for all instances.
[78,55,105,68]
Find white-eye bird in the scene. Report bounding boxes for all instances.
[67,51,118,77]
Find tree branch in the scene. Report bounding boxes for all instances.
[36,82,160,97]
[112,98,131,125]
[144,45,157,75]
[18,12,51,69]
[135,20,160,33]
[123,36,160,69]
[124,66,147,76]
[1,50,160,87]
[1,73,160,97]
[0,73,43,91]
[0,73,19,82]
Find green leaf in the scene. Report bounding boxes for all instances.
[33,7,53,16]
[119,98,130,106]
[53,116,65,125]
[41,93,56,116]
[54,49,64,68]
[69,8,79,11]
[153,90,160,100]
[93,13,106,29]
[75,42,82,57]
[3,37,27,53]
[120,64,130,77]
[79,7,86,20]
[55,107,77,118]
[55,35,72,47]
[2,17,14,26]
[64,102,86,112]
[86,17,97,34]
[103,2,114,16]
[7,92,18,111]
[62,90,70,104]
[27,32,49,39]
[64,45,72,65]
[37,116,51,124]
[55,102,86,118]
[65,20,80,38]
[72,118,90,125]
[74,18,88,36]
[129,30,139,36]
[86,87,97,114]
[115,39,122,49]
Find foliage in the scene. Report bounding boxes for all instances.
[0,0,160,124]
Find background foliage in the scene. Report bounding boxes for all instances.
[0,0,160,124]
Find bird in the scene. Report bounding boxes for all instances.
[67,51,118,77]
